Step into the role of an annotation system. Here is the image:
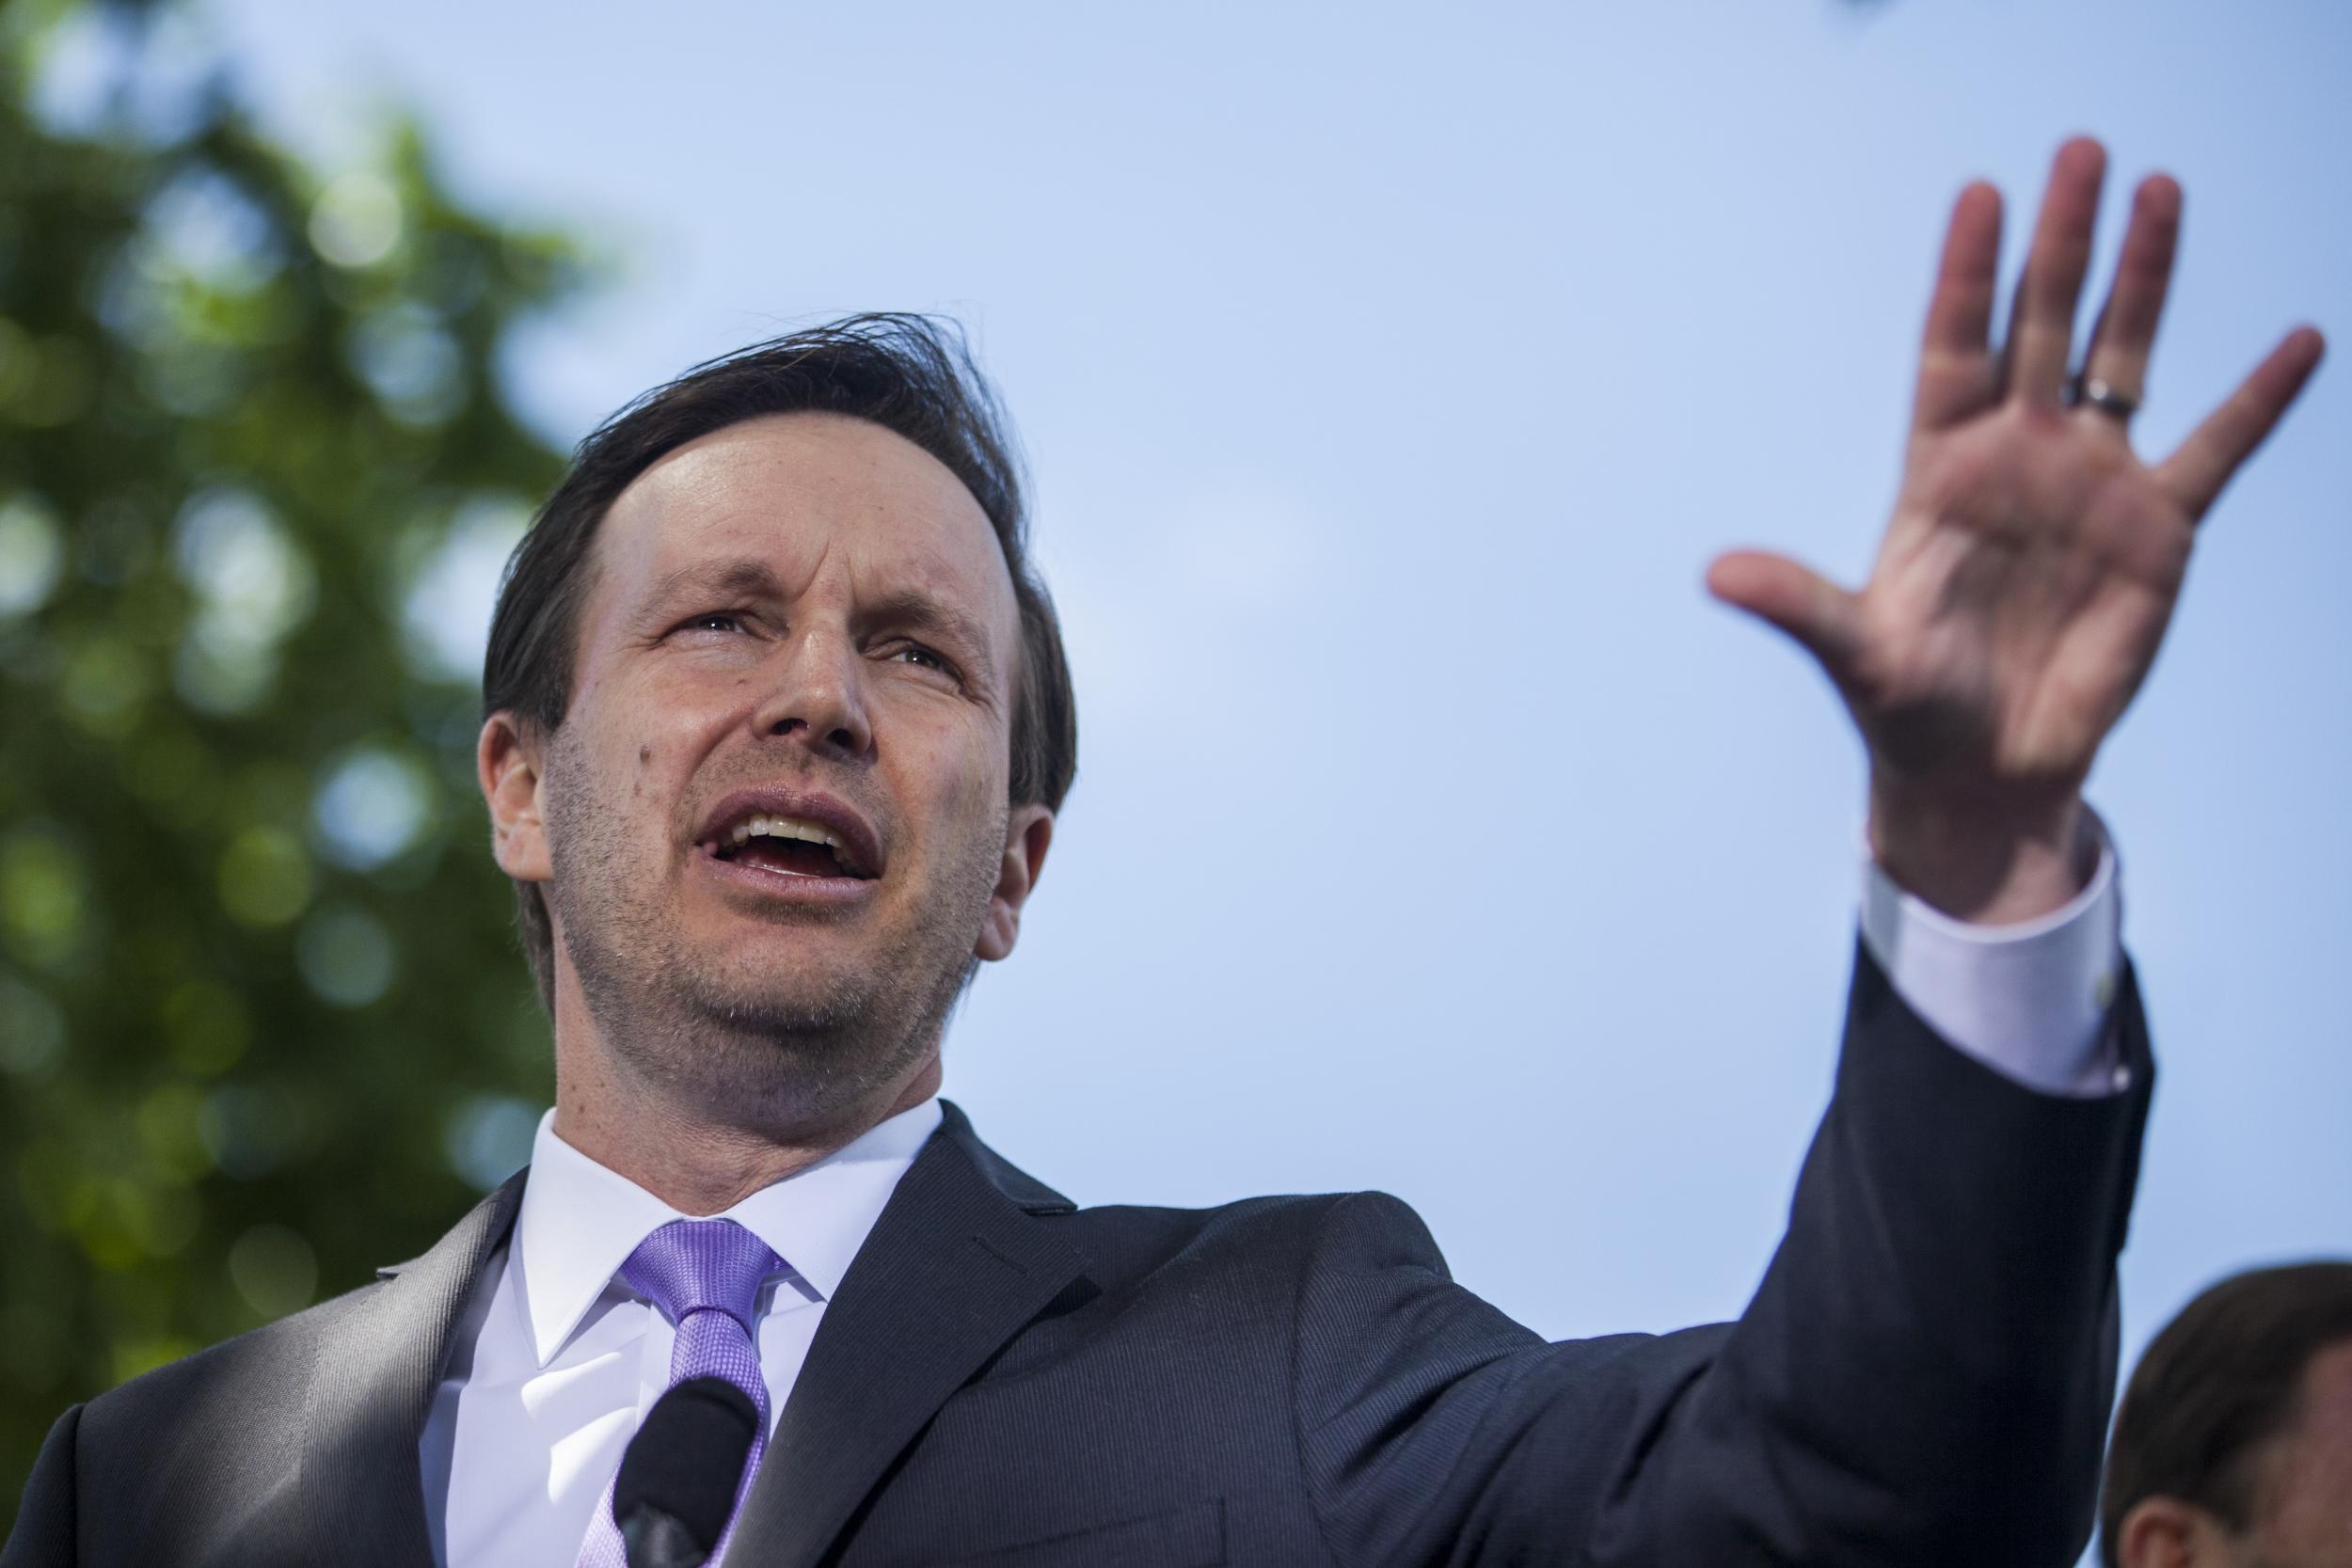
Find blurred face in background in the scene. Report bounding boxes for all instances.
[2119,1338,2352,1568]
[501,412,1048,1128]
[2239,1339,2352,1568]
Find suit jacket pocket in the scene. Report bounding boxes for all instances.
[930,1497,1225,1568]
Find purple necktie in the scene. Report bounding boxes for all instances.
[573,1218,784,1568]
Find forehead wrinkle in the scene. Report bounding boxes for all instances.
[597,414,1019,679]
[625,547,1007,696]
[642,555,792,612]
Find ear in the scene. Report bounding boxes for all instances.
[478,712,553,884]
[973,802,1055,963]
[2114,1496,2232,1568]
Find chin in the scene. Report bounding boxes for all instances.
[680,964,878,1036]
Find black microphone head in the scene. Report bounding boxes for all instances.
[613,1375,760,1561]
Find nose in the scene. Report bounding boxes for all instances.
[752,626,873,761]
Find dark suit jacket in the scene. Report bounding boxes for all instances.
[4,945,2152,1567]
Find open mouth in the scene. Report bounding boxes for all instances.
[705,812,877,880]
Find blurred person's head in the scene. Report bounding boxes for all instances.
[474,315,1075,1142]
[2103,1260,2352,1568]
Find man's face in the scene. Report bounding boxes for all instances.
[493,412,1042,1114]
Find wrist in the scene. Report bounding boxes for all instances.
[1866,779,2094,925]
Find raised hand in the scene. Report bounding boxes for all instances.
[1708,137,2325,923]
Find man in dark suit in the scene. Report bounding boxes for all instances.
[2,138,2325,1567]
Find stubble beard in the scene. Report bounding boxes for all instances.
[541,734,1005,1135]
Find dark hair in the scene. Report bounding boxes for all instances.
[482,313,1078,1012]
[2100,1259,2352,1564]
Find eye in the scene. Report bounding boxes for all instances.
[887,642,960,681]
[678,611,747,636]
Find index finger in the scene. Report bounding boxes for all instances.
[1913,181,2005,434]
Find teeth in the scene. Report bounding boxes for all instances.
[724,814,845,853]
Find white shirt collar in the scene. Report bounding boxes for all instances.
[512,1097,944,1368]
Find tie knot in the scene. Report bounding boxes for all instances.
[619,1218,781,1335]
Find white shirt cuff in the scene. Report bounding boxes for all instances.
[1857,807,2130,1099]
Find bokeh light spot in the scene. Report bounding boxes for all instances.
[350,302,466,426]
[135,1084,213,1183]
[0,493,65,616]
[169,488,315,716]
[227,1224,317,1319]
[295,901,398,1007]
[216,826,313,928]
[444,1094,540,1191]
[400,496,529,682]
[0,975,66,1077]
[308,172,403,268]
[1,827,90,971]
[312,747,437,871]
[143,166,283,294]
[57,637,151,738]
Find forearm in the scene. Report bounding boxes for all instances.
[1867,772,2096,927]
[1614,946,2153,1564]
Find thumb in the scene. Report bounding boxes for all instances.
[1706,549,1862,684]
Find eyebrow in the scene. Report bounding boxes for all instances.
[640,557,789,614]
[639,558,1003,691]
[860,588,1002,692]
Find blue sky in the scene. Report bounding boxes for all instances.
[191,0,2349,1449]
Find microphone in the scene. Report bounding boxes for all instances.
[614,1375,761,1568]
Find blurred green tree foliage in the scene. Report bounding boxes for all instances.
[0,0,589,1518]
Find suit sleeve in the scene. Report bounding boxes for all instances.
[1,1406,81,1567]
[1291,941,2153,1568]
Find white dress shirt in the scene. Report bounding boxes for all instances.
[419,828,2128,1566]
[1859,809,2128,1096]
[421,1097,942,1568]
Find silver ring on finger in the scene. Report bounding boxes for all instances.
[2066,372,2140,421]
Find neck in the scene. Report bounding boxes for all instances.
[546,968,946,1214]
[552,1046,942,1214]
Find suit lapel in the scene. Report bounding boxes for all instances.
[730,1101,1086,1568]
[293,1169,527,1568]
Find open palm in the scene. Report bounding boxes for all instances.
[1710,138,2323,821]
